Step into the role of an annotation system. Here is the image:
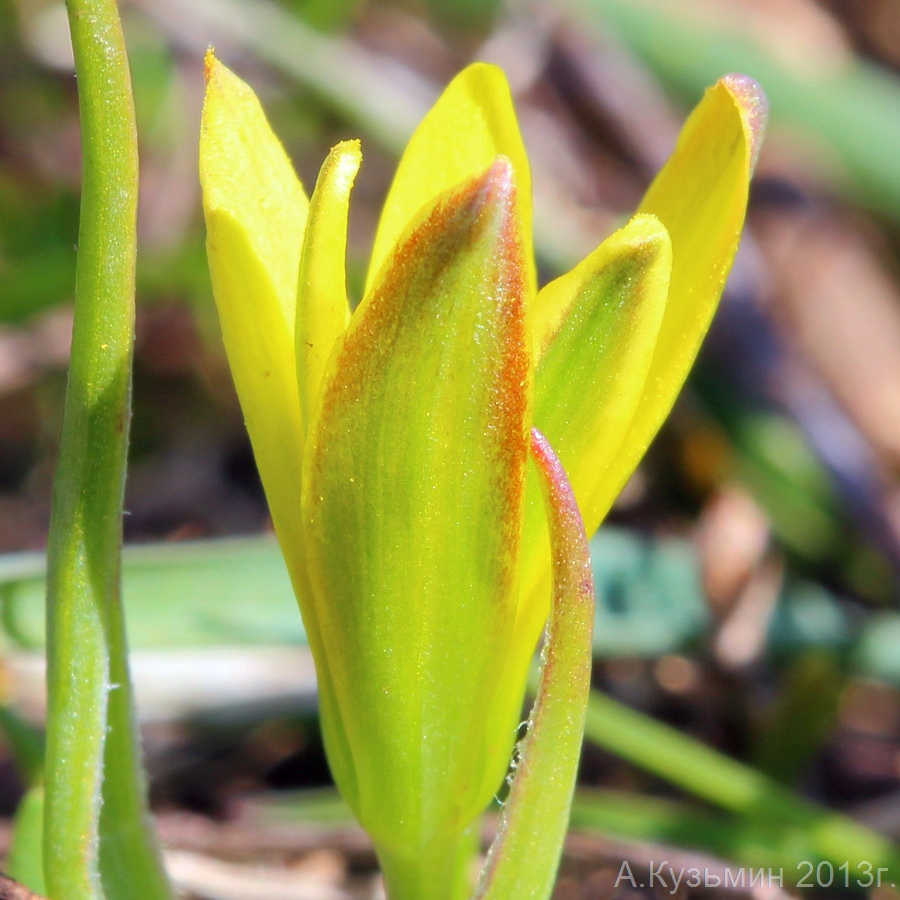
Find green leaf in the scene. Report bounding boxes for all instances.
[475,430,594,900]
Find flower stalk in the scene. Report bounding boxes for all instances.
[43,1,171,897]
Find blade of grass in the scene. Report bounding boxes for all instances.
[583,689,900,883]
[750,650,845,785]
[43,1,171,897]
[570,788,752,859]
[1,538,300,650]
[581,0,900,222]
[2,703,46,894]
[8,787,46,896]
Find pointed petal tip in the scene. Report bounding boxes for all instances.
[721,74,768,170]
[479,155,515,203]
[203,47,217,84]
[620,212,670,253]
[470,157,522,283]
[364,59,533,298]
[457,60,512,93]
[444,156,517,239]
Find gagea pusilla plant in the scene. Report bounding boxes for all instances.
[199,52,765,899]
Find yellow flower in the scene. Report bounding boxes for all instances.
[199,52,764,895]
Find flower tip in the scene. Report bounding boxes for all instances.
[203,47,217,84]
[477,155,516,207]
[466,156,520,255]
[327,138,363,178]
[721,74,768,171]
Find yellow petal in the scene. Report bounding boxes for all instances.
[296,140,360,431]
[616,74,766,494]
[365,63,534,298]
[199,51,308,554]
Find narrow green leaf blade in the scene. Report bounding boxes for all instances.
[475,428,594,900]
[8,786,46,895]
[583,690,900,883]
[1,539,300,651]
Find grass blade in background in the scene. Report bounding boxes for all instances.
[583,689,900,885]
[3,531,898,674]
[582,0,900,221]
[42,0,171,896]
[8,787,46,896]
[1,538,301,650]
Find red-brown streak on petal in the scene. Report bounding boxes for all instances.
[302,157,534,849]
[484,160,531,542]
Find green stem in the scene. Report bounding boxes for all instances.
[377,828,476,900]
[43,1,170,897]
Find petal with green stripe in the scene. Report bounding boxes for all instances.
[517,214,671,652]
[301,159,532,866]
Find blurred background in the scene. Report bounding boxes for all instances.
[2,0,900,896]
